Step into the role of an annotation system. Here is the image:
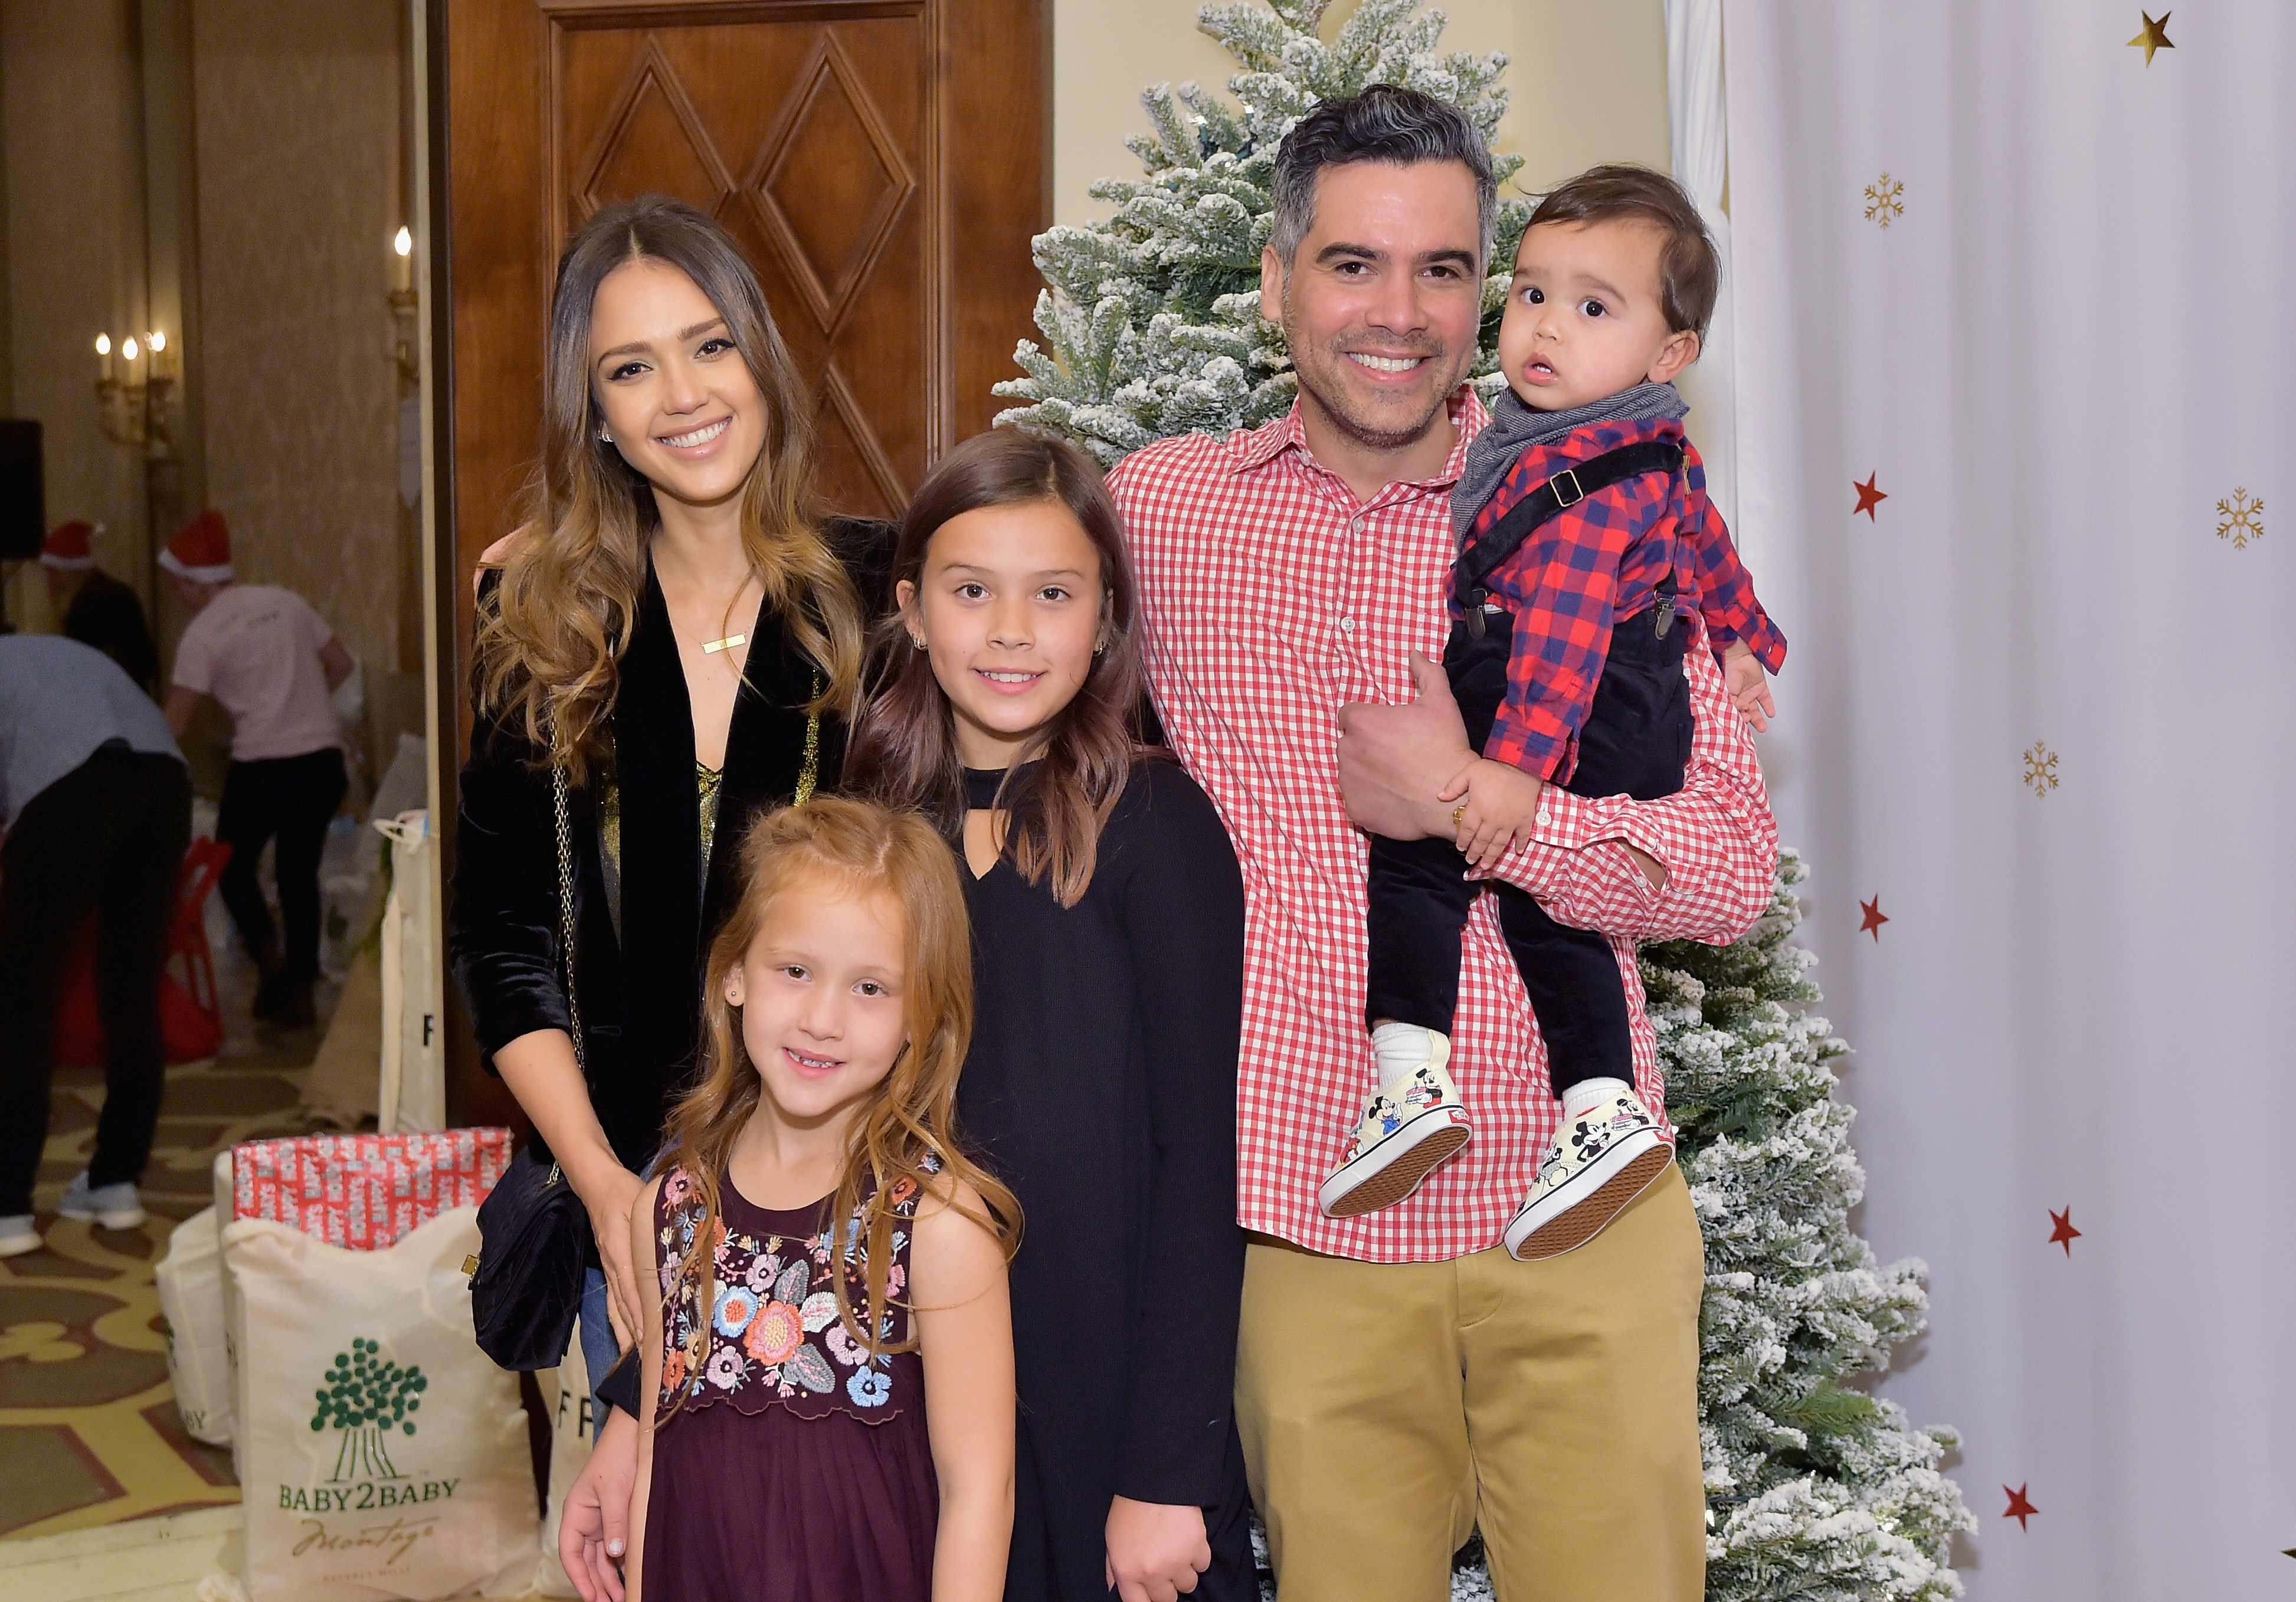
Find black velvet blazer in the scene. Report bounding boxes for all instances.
[449,519,895,1171]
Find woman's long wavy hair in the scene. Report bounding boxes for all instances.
[653,798,1019,1403]
[474,196,867,779]
[844,431,1150,906]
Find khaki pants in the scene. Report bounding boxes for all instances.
[1236,1165,1705,1602]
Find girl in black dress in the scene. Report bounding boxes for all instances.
[846,432,1253,1602]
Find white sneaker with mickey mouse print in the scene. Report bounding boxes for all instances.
[1503,1080,1673,1260]
[1318,1029,1473,1218]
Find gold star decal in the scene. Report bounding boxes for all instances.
[2128,11,2173,66]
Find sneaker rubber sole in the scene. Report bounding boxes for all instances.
[1505,1144,1673,1261]
[56,1202,146,1231]
[1320,1110,1472,1218]
[0,1230,41,1258]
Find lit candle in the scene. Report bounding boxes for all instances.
[123,336,140,363]
[95,332,112,381]
[392,226,412,294]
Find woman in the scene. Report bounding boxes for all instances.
[450,195,888,1412]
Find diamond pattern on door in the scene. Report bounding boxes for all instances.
[816,362,908,515]
[746,35,917,332]
[572,40,738,222]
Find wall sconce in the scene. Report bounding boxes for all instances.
[388,226,419,385]
[94,329,176,458]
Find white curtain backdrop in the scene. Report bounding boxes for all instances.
[1666,0,1740,536]
[1725,4,2296,1597]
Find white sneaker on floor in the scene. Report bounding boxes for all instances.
[55,1172,146,1231]
[1318,1030,1473,1218]
[0,1215,40,1257]
[1503,1086,1673,1261]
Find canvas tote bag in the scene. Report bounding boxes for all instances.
[224,1205,535,1600]
[529,1328,595,1598]
[155,1204,234,1446]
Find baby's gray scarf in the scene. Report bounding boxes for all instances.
[1452,381,1688,546]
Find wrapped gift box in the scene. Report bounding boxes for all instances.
[231,1128,512,1250]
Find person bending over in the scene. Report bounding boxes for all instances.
[161,510,352,1027]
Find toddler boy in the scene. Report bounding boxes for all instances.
[1319,166,1784,1259]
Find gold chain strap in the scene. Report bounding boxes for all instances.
[548,761,582,1194]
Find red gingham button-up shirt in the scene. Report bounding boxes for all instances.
[1110,391,1780,1262]
[1466,418,1788,783]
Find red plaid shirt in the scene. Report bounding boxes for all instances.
[1110,391,1779,1262]
[1466,418,1787,783]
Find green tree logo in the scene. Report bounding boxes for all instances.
[309,1337,427,1482]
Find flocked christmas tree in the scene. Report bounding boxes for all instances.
[997,5,1976,1597]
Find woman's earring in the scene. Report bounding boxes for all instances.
[598,427,613,444]
[1093,638,1108,656]
[910,633,927,651]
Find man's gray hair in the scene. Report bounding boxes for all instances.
[1269,86,1496,267]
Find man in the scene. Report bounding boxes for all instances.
[0,636,193,1256]
[1108,87,1778,1600]
[160,509,352,1027]
[41,519,161,696]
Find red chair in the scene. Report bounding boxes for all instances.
[54,838,234,1067]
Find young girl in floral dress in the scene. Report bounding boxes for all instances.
[624,798,1021,1602]
[847,432,1253,1602]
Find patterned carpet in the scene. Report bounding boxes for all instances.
[0,1013,338,1542]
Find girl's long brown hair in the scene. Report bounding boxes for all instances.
[474,196,867,779]
[653,798,1018,1399]
[844,431,1151,906]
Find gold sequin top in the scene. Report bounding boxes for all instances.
[597,761,722,945]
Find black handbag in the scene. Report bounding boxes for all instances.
[467,760,594,1371]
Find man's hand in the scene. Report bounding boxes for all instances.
[559,1405,637,1601]
[1721,641,1775,732]
[1442,758,1544,871]
[1336,653,1479,840]
[1105,1496,1211,1602]
[473,528,532,602]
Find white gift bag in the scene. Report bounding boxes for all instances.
[210,1150,244,1473]
[532,1328,595,1597]
[375,811,443,1133]
[224,1205,536,1600]
[156,1205,234,1446]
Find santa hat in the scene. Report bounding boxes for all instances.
[40,520,101,571]
[160,509,235,584]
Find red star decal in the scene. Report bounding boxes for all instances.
[2049,1207,2081,1255]
[2003,1484,2037,1530]
[1859,896,1889,941]
[1853,473,1888,520]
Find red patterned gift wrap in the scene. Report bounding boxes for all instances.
[231,1129,512,1250]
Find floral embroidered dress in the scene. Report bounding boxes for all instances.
[641,1164,936,1601]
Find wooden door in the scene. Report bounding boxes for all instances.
[433,0,1044,1122]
